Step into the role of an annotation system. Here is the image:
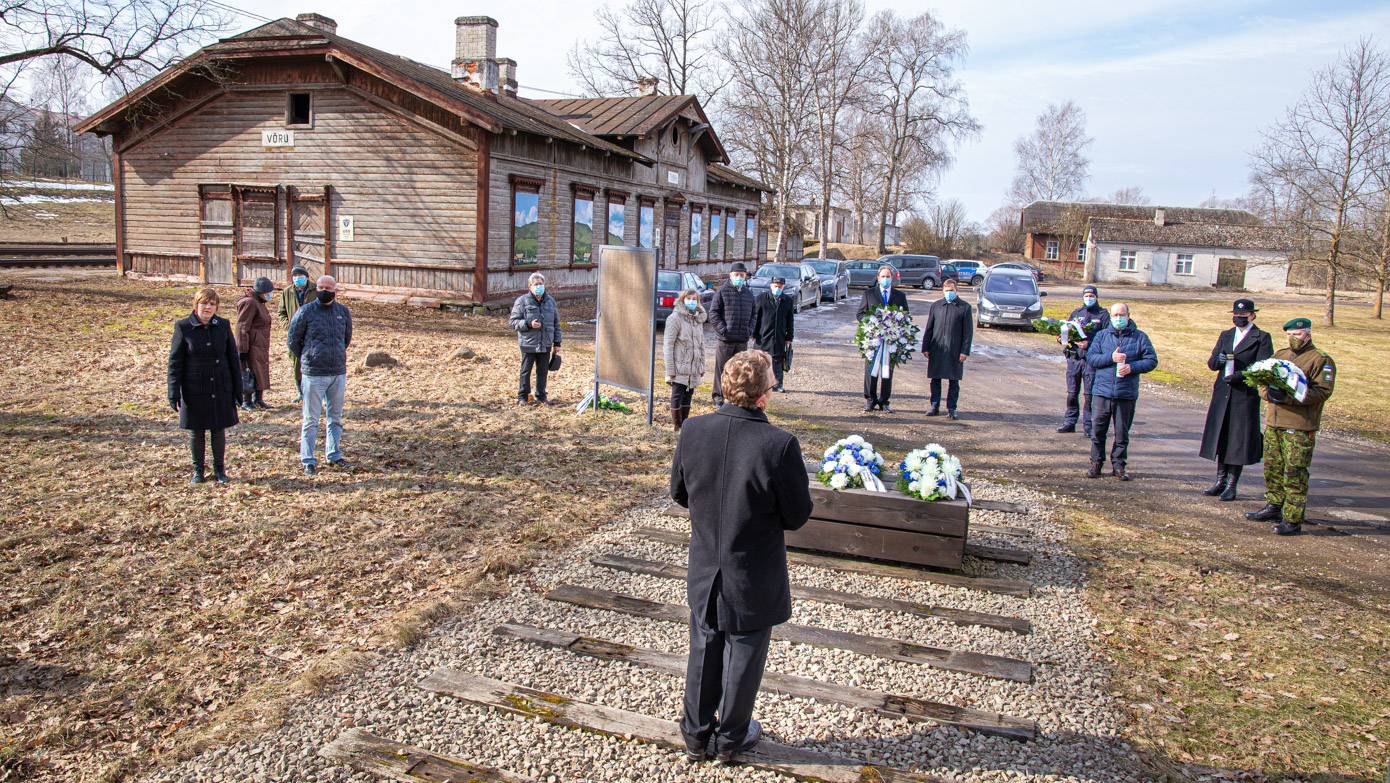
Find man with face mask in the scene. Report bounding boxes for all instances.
[509,272,562,406]
[1057,285,1110,435]
[277,265,316,402]
[1245,318,1336,536]
[1085,302,1158,480]
[287,275,353,475]
[856,265,909,412]
[670,349,812,765]
[920,278,973,419]
[1198,300,1273,501]
[750,276,794,392]
[709,262,755,407]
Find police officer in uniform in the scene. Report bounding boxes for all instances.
[1198,299,1274,501]
[1057,285,1111,435]
[1245,317,1336,536]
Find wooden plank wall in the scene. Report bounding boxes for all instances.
[130,251,199,278]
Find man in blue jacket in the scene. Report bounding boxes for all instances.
[1085,302,1158,480]
[288,275,353,476]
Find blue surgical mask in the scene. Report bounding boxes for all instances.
[1112,316,1129,329]
[731,276,745,287]
[770,286,783,296]
[944,290,957,302]
[292,275,307,287]
[532,284,545,297]
[1083,296,1096,307]
[684,299,698,311]
[878,278,891,289]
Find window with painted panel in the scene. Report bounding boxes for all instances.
[1118,250,1137,271]
[745,214,756,259]
[1045,240,1059,261]
[572,189,595,264]
[1175,253,1194,275]
[710,211,723,259]
[639,202,655,248]
[724,210,736,258]
[690,209,703,261]
[607,199,625,244]
[511,184,540,266]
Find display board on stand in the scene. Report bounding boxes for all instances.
[576,245,656,425]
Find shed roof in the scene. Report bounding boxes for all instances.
[1088,218,1292,252]
[1021,200,1262,233]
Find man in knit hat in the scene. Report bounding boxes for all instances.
[277,265,317,402]
[1057,285,1110,435]
[1245,317,1336,536]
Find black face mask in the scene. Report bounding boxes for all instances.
[317,290,336,305]
[1233,315,1250,328]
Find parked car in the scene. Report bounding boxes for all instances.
[656,269,715,327]
[746,262,820,313]
[976,267,1046,329]
[845,259,897,287]
[940,262,962,285]
[944,259,986,286]
[881,254,941,289]
[804,259,851,301]
[989,261,1045,283]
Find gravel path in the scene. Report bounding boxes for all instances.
[145,479,1154,783]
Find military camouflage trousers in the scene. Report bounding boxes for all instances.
[1263,427,1316,525]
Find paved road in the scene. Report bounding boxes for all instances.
[762,285,1390,604]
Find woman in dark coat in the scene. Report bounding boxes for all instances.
[168,288,242,484]
[920,279,974,419]
[235,277,275,411]
[1198,299,1273,501]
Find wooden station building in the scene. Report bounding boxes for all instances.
[76,13,770,304]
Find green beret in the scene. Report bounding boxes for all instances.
[1283,317,1312,330]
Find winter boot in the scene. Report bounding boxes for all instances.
[1202,464,1229,496]
[213,462,230,484]
[1246,503,1283,522]
[190,465,206,484]
[1086,460,1102,479]
[671,407,683,433]
[253,390,272,410]
[239,391,255,412]
[1218,465,1242,502]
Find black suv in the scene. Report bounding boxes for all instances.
[880,254,941,289]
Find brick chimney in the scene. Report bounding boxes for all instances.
[1154,208,1166,227]
[637,76,660,97]
[497,58,518,98]
[296,12,337,34]
[452,16,499,93]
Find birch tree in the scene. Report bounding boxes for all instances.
[1008,100,1093,205]
[805,0,866,258]
[568,0,728,102]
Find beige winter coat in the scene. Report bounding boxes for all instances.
[663,292,707,388]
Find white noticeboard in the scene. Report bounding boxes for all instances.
[667,170,680,185]
[262,130,294,148]
[338,216,355,242]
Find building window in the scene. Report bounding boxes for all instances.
[1119,250,1137,272]
[690,208,703,261]
[1077,242,1087,262]
[1045,240,1059,261]
[571,186,596,265]
[746,214,757,259]
[607,197,625,245]
[1175,253,1195,275]
[710,210,723,259]
[510,175,542,266]
[234,186,278,259]
[639,200,655,248]
[725,210,736,259]
[287,93,312,126]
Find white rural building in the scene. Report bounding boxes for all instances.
[1085,210,1291,291]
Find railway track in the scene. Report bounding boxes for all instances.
[0,243,117,269]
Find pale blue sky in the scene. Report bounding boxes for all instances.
[215,1,1390,222]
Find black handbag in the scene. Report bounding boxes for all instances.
[548,352,562,372]
[783,346,793,372]
[241,364,255,393]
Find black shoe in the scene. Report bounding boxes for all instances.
[1086,461,1102,479]
[1113,465,1131,481]
[1083,429,1092,438]
[947,410,958,420]
[714,719,761,763]
[1056,424,1076,433]
[684,742,709,763]
[863,401,876,412]
[1218,483,1238,502]
[253,398,272,410]
[213,466,230,484]
[292,395,302,404]
[880,404,893,413]
[1274,521,1302,536]
[239,400,255,412]
[1202,468,1229,496]
[1246,503,1282,521]
[926,407,940,417]
[190,466,205,484]
[328,458,353,469]
[304,464,317,476]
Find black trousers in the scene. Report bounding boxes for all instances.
[681,577,773,756]
[771,356,785,388]
[1063,357,1096,432]
[863,363,893,404]
[1091,396,1136,466]
[712,340,746,403]
[929,378,960,411]
[670,382,695,410]
[189,429,226,468]
[518,351,550,401]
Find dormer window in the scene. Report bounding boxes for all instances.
[287,93,312,126]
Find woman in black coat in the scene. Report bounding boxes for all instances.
[168,288,242,484]
[1198,299,1273,501]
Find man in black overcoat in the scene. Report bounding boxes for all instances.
[1199,299,1274,500]
[670,350,813,764]
[921,278,973,419]
[750,276,795,392]
[856,264,909,412]
[708,262,755,407]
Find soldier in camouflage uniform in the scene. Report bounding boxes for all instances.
[1245,317,1335,535]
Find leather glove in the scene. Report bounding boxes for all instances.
[1226,373,1245,385]
[169,396,180,412]
[1266,386,1288,403]
[239,353,249,364]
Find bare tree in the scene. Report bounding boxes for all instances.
[862,9,978,254]
[567,0,728,102]
[837,110,886,245]
[1250,38,1390,326]
[1347,181,1390,318]
[984,204,1024,253]
[1103,186,1150,205]
[804,0,866,258]
[30,55,89,180]
[926,197,969,255]
[1008,100,1093,205]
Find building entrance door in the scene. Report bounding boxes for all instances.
[1217,257,1246,288]
[1149,251,1169,285]
[663,204,682,266]
[288,186,331,279]
[199,185,235,284]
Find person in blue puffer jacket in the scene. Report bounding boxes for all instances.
[288,275,353,475]
[1085,302,1158,480]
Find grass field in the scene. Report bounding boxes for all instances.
[1033,298,1389,439]
[0,182,115,243]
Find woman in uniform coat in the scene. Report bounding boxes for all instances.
[920,279,974,419]
[169,288,242,484]
[1199,299,1273,501]
[236,277,275,411]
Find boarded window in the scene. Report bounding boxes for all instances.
[511,176,542,266]
[287,93,311,126]
[572,186,595,265]
[235,187,278,259]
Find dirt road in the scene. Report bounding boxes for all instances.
[757,286,1390,607]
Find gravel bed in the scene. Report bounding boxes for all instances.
[145,479,1152,783]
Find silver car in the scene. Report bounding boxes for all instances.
[804,259,850,301]
[746,262,821,313]
[976,267,1047,329]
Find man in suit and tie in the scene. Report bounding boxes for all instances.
[855,264,909,412]
[670,349,813,764]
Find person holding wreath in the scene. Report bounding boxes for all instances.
[856,265,909,412]
[1198,299,1273,501]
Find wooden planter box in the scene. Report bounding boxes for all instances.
[783,480,970,570]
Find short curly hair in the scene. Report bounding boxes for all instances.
[721,349,774,409]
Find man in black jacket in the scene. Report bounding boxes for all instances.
[855,265,909,412]
[1198,299,1273,500]
[671,350,813,764]
[287,275,353,476]
[708,262,755,407]
[1057,285,1111,435]
[750,276,794,392]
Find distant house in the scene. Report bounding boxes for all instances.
[1020,201,1291,291]
[787,203,899,247]
[762,214,805,261]
[1,97,112,181]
